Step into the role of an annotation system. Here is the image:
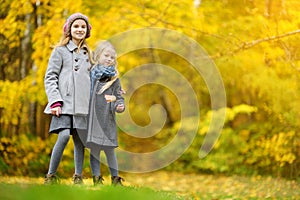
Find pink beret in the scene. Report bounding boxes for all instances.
[63,12,92,38]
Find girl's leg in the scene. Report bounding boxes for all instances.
[47,129,71,175]
[90,148,101,176]
[103,148,118,177]
[90,148,104,186]
[72,130,85,175]
[104,148,123,185]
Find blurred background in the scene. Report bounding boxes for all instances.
[0,0,299,180]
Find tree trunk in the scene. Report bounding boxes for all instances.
[25,3,40,136]
[148,47,177,125]
[264,0,272,18]
[36,104,51,139]
[280,0,287,16]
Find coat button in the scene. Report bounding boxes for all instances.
[75,59,78,62]
[74,68,78,71]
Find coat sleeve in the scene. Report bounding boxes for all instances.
[113,79,125,113]
[44,48,64,106]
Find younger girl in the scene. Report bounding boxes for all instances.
[87,41,125,186]
[44,13,92,184]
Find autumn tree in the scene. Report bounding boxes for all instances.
[0,0,299,178]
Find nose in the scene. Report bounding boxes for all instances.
[107,57,113,62]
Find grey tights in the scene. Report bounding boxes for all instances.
[90,147,118,177]
[47,129,84,175]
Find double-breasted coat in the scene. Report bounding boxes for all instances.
[44,40,91,115]
[44,40,91,131]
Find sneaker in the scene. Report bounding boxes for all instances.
[44,174,59,185]
[93,176,104,186]
[73,174,84,185]
[111,176,124,186]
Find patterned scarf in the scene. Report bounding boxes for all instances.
[90,64,116,95]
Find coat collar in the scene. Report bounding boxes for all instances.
[66,40,78,51]
[66,40,88,52]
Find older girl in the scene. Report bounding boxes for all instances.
[44,13,92,185]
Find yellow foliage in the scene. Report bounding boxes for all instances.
[247,131,296,168]
[0,135,50,175]
[198,104,257,136]
[239,129,250,141]
[1,0,300,179]
[0,77,41,128]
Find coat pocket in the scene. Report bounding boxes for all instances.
[62,78,72,96]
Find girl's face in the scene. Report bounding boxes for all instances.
[99,47,116,66]
[70,19,87,44]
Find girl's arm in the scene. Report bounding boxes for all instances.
[116,104,124,112]
[44,48,64,106]
[113,79,125,113]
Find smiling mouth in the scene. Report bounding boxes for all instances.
[75,32,85,35]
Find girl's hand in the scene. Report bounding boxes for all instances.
[116,104,125,112]
[50,107,62,117]
[105,94,116,103]
[119,89,126,95]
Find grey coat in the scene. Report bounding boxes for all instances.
[86,78,124,148]
[44,40,91,115]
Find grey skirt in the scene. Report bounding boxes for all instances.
[49,114,88,134]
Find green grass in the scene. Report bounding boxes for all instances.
[1,172,299,199]
[0,183,184,200]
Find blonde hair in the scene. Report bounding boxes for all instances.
[93,41,119,94]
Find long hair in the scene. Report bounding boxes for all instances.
[92,41,119,94]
